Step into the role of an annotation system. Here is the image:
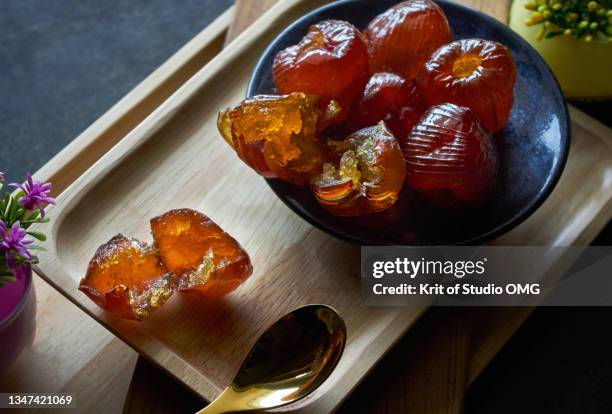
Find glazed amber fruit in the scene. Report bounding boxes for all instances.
[417,38,516,133]
[218,107,275,178]
[365,0,452,81]
[79,234,177,321]
[312,122,406,216]
[151,209,253,298]
[218,93,326,186]
[273,20,369,123]
[403,104,498,208]
[347,72,426,146]
[397,87,428,143]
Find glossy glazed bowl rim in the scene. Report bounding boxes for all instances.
[247,0,571,246]
[0,265,33,328]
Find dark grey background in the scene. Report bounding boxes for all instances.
[1,1,611,413]
[0,0,232,185]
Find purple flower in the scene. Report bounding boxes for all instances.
[0,220,33,280]
[11,174,56,217]
[0,220,33,260]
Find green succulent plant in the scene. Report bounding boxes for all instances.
[523,0,612,42]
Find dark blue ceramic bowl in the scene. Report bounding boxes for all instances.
[247,0,570,245]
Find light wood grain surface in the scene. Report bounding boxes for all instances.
[454,0,509,20]
[4,1,610,414]
[226,0,280,44]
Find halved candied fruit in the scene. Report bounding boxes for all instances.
[312,122,405,216]
[150,209,252,298]
[218,108,274,178]
[347,72,426,146]
[273,20,369,124]
[365,0,451,81]
[417,39,516,133]
[403,104,498,208]
[79,234,177,320]
[218,93,326,185]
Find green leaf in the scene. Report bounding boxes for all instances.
[20,210,40,229]
[27,245,45,251]
[545,30,564,39]
[4,197,13,221]
[20,215,50,227]
[27,231,46,241]
[0,274,16,288]
[15,205,26,223]
[25,210,40,221]
[1,192,11,218]
[7,195,20,223]
[0,273,16,284]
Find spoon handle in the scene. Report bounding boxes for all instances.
[195,388,237,414]
[194,400,222,414]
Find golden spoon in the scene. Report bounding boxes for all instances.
[196,304,346,414]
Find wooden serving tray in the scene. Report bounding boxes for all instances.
[34,0,612,412]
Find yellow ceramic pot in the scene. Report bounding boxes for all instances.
[509,0,612,100]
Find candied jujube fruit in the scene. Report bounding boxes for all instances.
[403,104,498,208]
[397,91,428,142]
[417,38,516,133]
[348,72,426,145]
[218,93,326,185]
[365,0,452,81]
[273,20,369,123]
[218,109,274,178]
[79,234,177,320]
[312,122,406,216]
[151,209,253,298]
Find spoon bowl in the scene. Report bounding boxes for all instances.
[197,304,346,413]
